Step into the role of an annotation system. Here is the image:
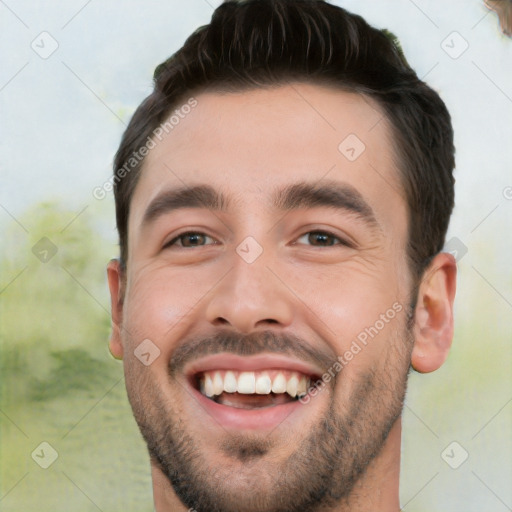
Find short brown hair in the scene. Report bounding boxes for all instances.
[113,0,455,280]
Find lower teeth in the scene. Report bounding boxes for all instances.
[213,392,296,409]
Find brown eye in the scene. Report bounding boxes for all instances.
[165,232,214,248]
[297,231,346,247]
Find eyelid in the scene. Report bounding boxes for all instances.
[163,231,218,249]
[162,228,354,250]
[294,230,354,248]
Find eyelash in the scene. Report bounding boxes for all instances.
[164,230,352,249]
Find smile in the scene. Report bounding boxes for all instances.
[183,353,323,429]
[197,370,311,409]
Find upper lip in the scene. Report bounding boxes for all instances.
[184,353,324,380]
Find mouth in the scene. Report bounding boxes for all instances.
[183,353,323,430]
[194,369,311,409]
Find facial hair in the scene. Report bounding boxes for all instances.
[123,327,414,512]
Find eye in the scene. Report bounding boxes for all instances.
[296,230,350,247]
[163,230,349,250]
[164,232,216,249]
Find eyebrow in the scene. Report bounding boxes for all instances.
[141,180,380,230]
[142,185,229,226]
[273,181,380,229]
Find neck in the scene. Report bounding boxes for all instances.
[335,419,402,511]
[152,419,402,512]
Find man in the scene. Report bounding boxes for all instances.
[106,1,457,511]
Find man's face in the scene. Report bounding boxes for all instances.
[115,84,416,511]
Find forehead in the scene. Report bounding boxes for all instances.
[130,83,406,237]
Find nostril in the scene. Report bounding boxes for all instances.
[213,317,230,326]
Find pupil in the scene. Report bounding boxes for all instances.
[185,234,203,246]
[310,232,333,246]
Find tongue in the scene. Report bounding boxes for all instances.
[215,392,294,409]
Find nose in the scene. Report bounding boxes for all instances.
[205,250,294,334]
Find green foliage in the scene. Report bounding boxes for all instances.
[0,201,149,511]
[29,348,115,402]
[0,201,115,407]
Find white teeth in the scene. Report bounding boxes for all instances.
[255,373,272,394]
[204,373,214,398]
[286,375,299,397]
[238,372,256,394]
[271,373,287,394]
[212,372,224,395]
[198,370,312,399]
[223,371,238,393]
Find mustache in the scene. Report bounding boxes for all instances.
[169,329,338,376]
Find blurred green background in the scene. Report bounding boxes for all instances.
[1,1,511,511]
[0,202,153,510]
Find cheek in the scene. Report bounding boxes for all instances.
[296,259,400,317]
[122,265,218,351]
[287,262,406,359]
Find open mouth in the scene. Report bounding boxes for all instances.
[182,354,324,429]
[192,369,313,410]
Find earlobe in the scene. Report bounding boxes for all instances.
[107,258,125,360]
[411,252,457,373]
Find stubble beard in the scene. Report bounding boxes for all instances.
[123,327,414,512]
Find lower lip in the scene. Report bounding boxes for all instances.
[188,383,314,431]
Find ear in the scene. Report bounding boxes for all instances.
[107,259,125,360]
[411,252,457,373]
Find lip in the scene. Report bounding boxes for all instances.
[182,353,323,431]
[188,379,316,430]
[184,353,324,379]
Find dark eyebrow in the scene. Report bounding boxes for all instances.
[142,185,230,226]
[272,181,380,229]
[141,180,380,231]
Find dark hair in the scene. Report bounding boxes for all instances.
[113,0,455,281]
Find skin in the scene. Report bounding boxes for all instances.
[107,83,457,512]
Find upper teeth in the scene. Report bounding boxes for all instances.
[199,370,310,398]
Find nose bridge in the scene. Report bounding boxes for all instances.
[205,243,293,332]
